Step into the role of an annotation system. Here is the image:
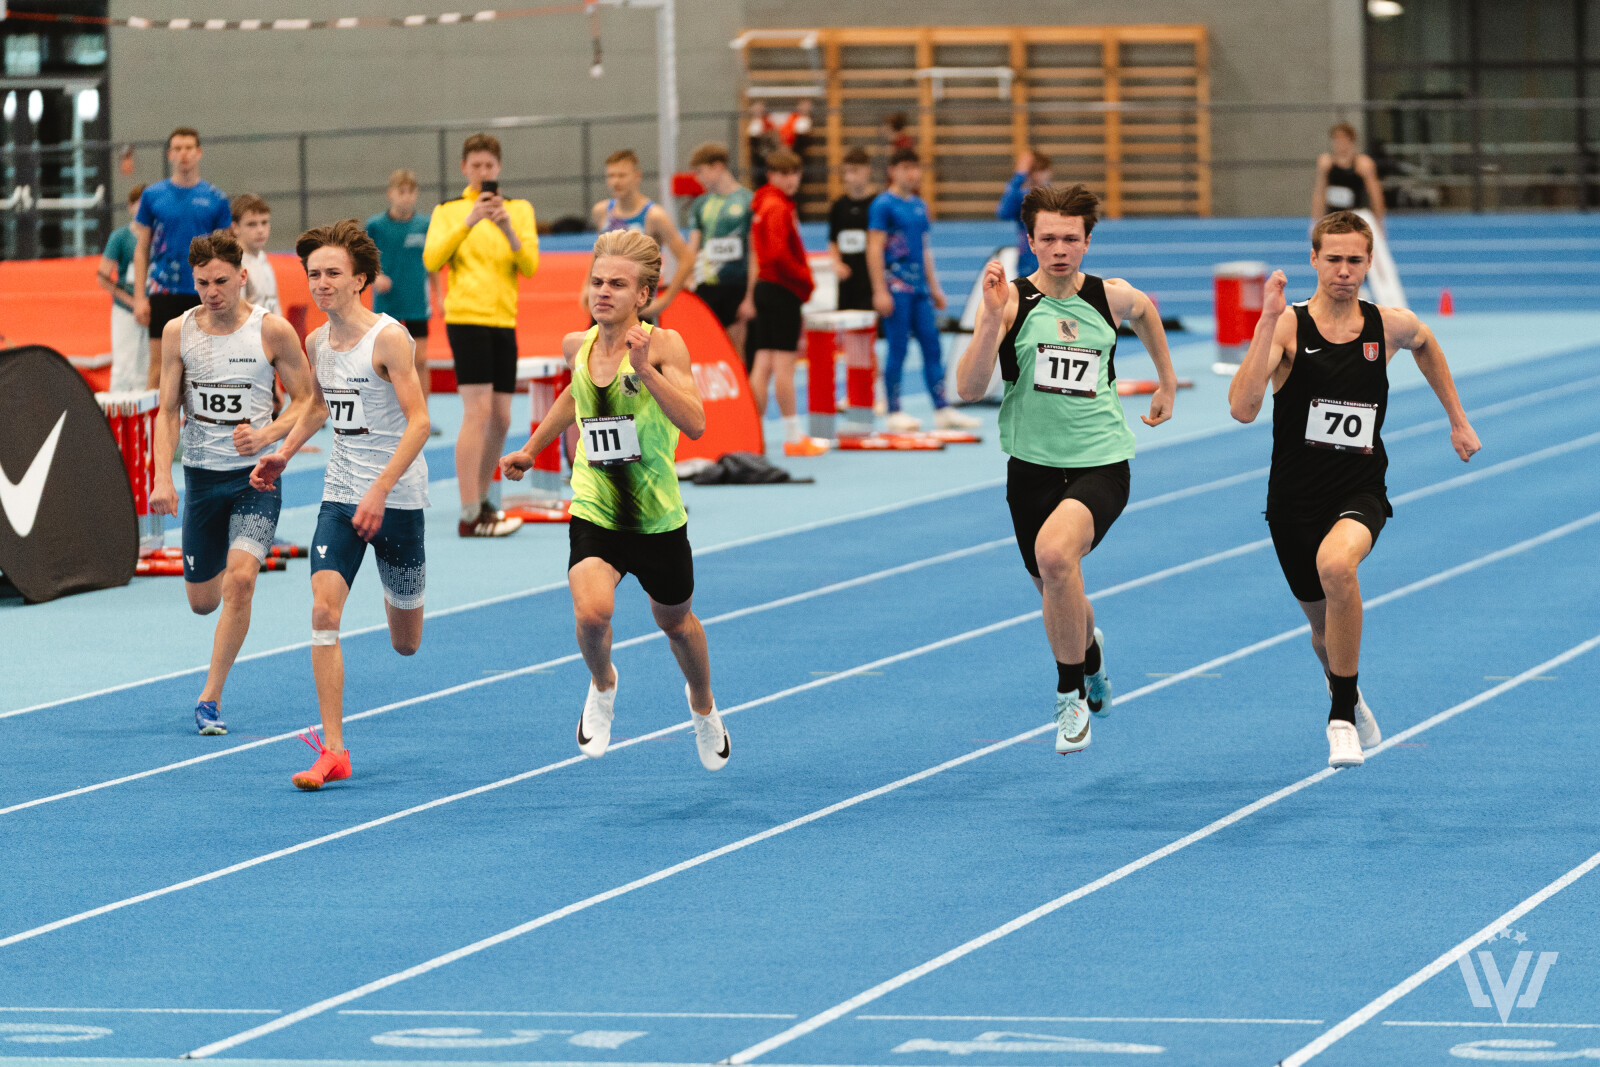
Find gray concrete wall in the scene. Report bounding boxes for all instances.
[109,0,1360,229]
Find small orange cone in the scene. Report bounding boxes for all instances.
[1438,288,1454,315]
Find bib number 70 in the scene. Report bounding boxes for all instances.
[1305,398,1378,453]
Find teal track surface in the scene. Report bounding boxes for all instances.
[2,218,1599,1067]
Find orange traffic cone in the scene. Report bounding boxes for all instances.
[1438,288,1454,315]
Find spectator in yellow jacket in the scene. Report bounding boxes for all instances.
[424,133,540,537]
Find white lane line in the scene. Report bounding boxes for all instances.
[338,1010,798,1019]
[1388,430,1600,506]
[0,1007,278,1015]
[1383,1020,1600,1029]
[3,367,1582,722]
[6,429,1594,826]
[723,635,1600,1066]
[175,518,1599,1061]
[1279,851,1600,1064]
[0,537,1281,947]
[855,1014,1323,1025]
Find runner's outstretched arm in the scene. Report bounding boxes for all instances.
[148,319,187,515]
[1107,278,1178,426]
[1228,269,1293,423]
[1384,307,1481,462]
[627,325,705,440]
[251,338,329,491]
[954,259,1012,401]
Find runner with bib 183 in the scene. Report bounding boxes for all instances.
[501,229,732,773]
[1228,209,1481,769]
[955,183,1179,757]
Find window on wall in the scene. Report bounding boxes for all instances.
[1366,0,1598,210]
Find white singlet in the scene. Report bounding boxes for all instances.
[311,314,429,509]
[179,304,276,471]
[241,249,280,314]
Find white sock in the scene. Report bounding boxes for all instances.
[783,415,804,442]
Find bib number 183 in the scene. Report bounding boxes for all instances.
[1033,343,1100,398]
[1305,398,1378,453]
[581,415,641,466]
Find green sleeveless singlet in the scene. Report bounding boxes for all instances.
[568,323,688,533]
[997,274,1137,468]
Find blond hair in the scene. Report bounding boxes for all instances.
[590,229,663,303]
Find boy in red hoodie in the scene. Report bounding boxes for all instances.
[741,148,824,455]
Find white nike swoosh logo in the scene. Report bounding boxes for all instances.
[1024,294,1042,301]
[1304,347,1322,353]
[0,411,66,539]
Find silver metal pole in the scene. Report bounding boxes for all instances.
[655,0,678,221]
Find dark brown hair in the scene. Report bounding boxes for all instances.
[1311,209,1374,254]
[188,228,243,269]
[1020,183,1100,238]
[605,148,640,168]
[462,133,502,162]
[167,127,200,150]
[296,218,382,291]
[689,142,730,168]
[1029,151,1053,171]
[842,146,871,167]
[765,148,802,174]
[127,182,147,206]
[888,146,920,167]
[230,193,270,222]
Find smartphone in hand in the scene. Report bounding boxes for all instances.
[480,180,499,196]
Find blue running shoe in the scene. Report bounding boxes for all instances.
[195,700,227,736]
[1085,626,1113,718]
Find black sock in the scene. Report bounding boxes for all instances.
[1328,671,1358,724]
[1083,636,1102,676]
[1057,661,1085,698]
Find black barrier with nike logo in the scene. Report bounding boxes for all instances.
[0,346,138,602]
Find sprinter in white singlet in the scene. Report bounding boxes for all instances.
[149,228,314,736]
[251,219,431,790]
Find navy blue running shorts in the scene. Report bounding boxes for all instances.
[181,465,282,583]
[310,501,427,609]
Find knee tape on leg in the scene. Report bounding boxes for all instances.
[311,629,340,646]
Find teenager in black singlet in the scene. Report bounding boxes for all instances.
[1228,210,1481,770]
[1313,122,1385,228]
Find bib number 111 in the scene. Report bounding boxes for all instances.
[582,415,641,465]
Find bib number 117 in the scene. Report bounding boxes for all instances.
[1033,343,1099,398]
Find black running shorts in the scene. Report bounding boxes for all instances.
[751,280,804,352]
[1006,457,1131,578]
[1266,491,1391,603]
[446,323,518,393]
[568,516,695,607]
[402,318,430,339]
[695,282,746,328]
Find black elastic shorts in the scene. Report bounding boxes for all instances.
[1267,491,1391,603]
[569,515,694,607]
[751,280,804,352]
[695,282,746,328]
[402,318,430,339]
[836,275,875,312]
[1006,457,1131,578]
[148,291,202,340]
[445,323,518,393]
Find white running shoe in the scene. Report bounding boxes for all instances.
[1326,720,1364,768]
[687,684,730,771]
[933,406,981,430]
[577,666,618,758]
[1326,677,1382,749]
[1085,626,1112,719]
[1054,691,1092,754]
[885,411,922,433]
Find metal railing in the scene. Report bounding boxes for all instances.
[4,98,1598,260]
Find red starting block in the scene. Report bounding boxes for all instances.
[504,498,572,523]
[837,432,946,452]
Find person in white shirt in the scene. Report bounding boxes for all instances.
[231,193,280,314]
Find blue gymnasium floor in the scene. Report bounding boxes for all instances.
[3,222,1600,1067]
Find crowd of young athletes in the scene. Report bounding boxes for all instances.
[107,118,1480,785]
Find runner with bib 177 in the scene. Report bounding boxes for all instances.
[1227,209,1481,770]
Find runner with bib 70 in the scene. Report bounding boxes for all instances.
[1228,209,1481,770]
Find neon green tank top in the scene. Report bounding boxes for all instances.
[568,324,688,533]
[997,274,1137,468]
